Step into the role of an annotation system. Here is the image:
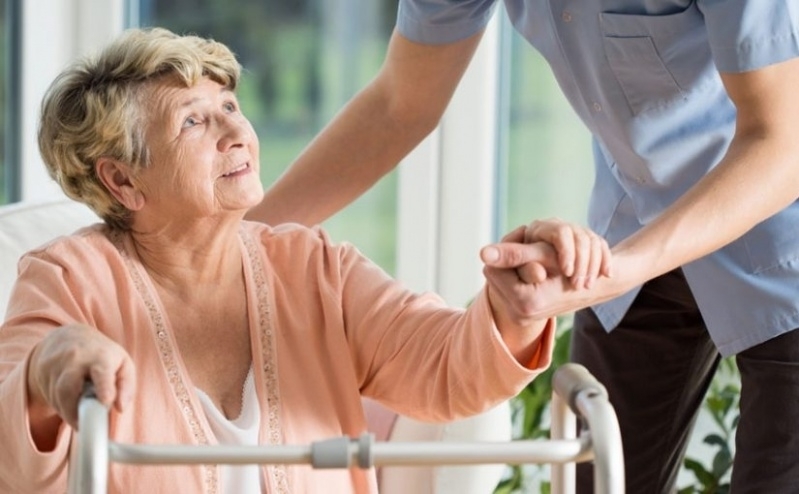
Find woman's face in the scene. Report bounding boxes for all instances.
[134,76,263,221]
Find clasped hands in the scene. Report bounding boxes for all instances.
[480,218,612,331]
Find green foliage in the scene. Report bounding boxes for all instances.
[678,360,739,494]
[514,319,573,440]
[495,319,573,493]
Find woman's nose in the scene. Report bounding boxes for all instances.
[218,115,252,151]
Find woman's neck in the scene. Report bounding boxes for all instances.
[129,219,243,292]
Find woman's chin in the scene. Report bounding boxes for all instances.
[220,186,264,213]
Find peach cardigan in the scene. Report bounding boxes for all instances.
[0,221,554,493]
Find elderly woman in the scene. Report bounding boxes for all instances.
[0,28,610,493]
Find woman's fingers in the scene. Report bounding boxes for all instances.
[480,240,558,271]
[30,325,135,429]
[51,368,86,428]
[90,360,122,409]
[515,261,548,285]
[115,356,137,413]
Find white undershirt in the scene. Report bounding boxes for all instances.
[196,367,263,494]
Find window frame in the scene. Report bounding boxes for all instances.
[397,13,502,305]
[16,0,125,203]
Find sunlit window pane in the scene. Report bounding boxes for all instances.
[0,0,7,204]
[498,26,592,235]
[137,0,398,274]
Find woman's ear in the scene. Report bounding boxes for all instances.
[95,157,145,211]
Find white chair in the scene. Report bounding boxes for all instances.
[0,198,515,493]
[0,198,100,312]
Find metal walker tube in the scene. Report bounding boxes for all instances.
[68,363,624,494]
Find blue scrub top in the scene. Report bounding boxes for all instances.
[398,0,799,356]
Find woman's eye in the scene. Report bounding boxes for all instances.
[223,102,237,113]
[182,116,201,129]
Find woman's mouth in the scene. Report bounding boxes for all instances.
[221,163,251,178]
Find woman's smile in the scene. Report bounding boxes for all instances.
[220,162,252,179]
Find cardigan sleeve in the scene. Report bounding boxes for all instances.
[332,233,556,422]
[0,251,95,493]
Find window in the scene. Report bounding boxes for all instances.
[497,15,592,236]
[0,0,11,204]
[136,0,399,273]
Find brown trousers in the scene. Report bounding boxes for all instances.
[571,268,799,494]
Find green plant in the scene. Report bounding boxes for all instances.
[678,358,739,494]
[495,319,573,494]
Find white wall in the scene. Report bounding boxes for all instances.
[18,0,125,202]
[396,12,501,305]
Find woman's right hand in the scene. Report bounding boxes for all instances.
[27,324,136,430]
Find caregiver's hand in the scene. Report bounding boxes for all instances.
[480,220,612,325]
[524,218,612,289]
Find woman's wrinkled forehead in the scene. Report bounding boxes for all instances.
[139,76,233,134]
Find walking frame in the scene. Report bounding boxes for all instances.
[67,363,624,494]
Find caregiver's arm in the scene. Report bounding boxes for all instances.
[488,57,799,320]
[613,57,799,288]
[248,29,484,226]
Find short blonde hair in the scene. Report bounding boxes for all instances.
[38,27,242,230]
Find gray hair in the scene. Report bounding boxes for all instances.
[38,27,242,230]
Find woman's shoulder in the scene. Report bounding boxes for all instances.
[241,220,337,249]
[23,223,120,264]
[239,220,358,268]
